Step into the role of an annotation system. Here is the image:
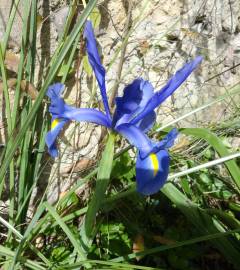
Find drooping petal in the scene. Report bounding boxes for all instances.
[113,79,154,127]
[45,118,68,157]
[130,56,203,125]
[46,83,112,157]
[136,149,170,195]
[115,123,154,158]
[137,111,156,133]
[84,20,111,120]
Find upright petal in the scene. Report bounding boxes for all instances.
[47,83,65,117]
[45,118,68,157]
[84,20,111,120]
[47,83,64,99]
[130,56,203,125]
[155,128,178,150]
[113,79,154,127]
[136,149,170,195]
[137,111,156,133]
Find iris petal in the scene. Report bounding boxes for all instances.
[46,83,112,157]
[155,128,178,150]
[46,84,112,128]
[45,118,68,157]
[137,111,156,133]
[84,20,111,120]
[113,79,154,127]
[47,83,65,117]
[46,107,111,158]
[46,83,64,99]
[130,56,203,125]
[136,149,170,195]
[62,107,112,128]
[115,123,154,158]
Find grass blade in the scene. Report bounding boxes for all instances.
[44,202,86,260]
[0,0,98,192]
[111,227,240,262]
[181,128,240,190]
[161,183,240,268]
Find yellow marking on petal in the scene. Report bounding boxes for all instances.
[150,153,159,177]
[51,118,59,130]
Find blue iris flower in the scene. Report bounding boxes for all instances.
[45,20,203,195]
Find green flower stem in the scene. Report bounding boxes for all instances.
[80,132,115,252]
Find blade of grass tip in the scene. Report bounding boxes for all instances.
[80,133,115,251]
[11,0,32,129]
[181,128,240,191]
[58,2,78,43]
[26,0,37,82]
[0,0,98,193]
[61,31,82,84]
[111,228,240,263]
[1,0,21,54]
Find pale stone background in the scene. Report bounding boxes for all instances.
[0,0,240,203]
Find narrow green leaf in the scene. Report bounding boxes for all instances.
[10,204,47,269]
[112,226,240,262]
[0,244,46,270]
[181,128,240,191]
[1,0,21,53]
[0,0,98,191]
[44,202,86,261]
[161,183,240,268]
[81,133,115,249]
[61,259,162,270]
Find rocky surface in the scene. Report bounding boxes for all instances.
[0,0,239,203]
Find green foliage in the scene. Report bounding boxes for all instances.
[90,222,131,259]
[111,151,135,182]
[0,1,240,270]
